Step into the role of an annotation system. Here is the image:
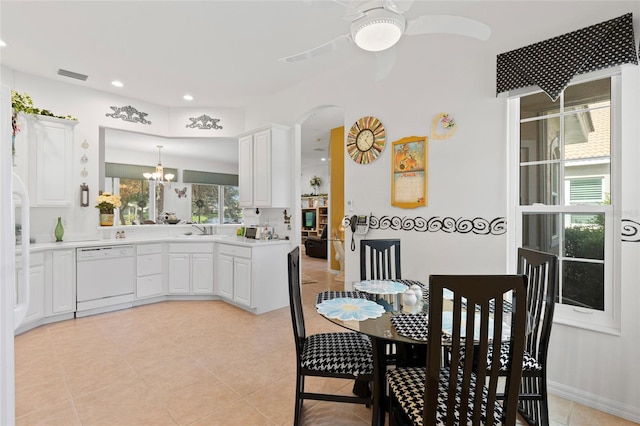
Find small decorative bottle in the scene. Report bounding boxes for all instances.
[54,217,64,242]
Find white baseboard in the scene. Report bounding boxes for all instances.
[548,380,640,423]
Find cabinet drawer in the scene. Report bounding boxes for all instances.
[218,244,251,258]
[169,243,213,254]
[137,253,162,276]
[137,243,163,255]
[16,252,44,269]
[136,274,163,299]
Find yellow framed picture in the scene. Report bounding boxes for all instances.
[391,136,427,208]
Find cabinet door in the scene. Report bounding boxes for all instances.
[238,134,254,207]
[17,265,45,325]
[168,253,191,294]
[50,250,75,315]
[233,257,252,308]
[217,254,234,300]
[252,129,272,207]
[32,117,75,206]
[192,253,214,294]
[136,274,163,299]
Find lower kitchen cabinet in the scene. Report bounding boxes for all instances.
[48,249,75,315]
[15,252,45,328]
[136,244,164,299]
[216,241,290,314]
[168,243,214,295]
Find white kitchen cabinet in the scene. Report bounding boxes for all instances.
[216,241,290,313]
[15,114,77,207]
[136,244,164,299]
[15,252,45,328]
[238,124,291,208]
[168,243,214,295]
[48,249,75,315]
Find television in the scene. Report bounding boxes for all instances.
[304,210,316,229]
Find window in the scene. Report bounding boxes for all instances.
[192,184,242,224]
[509,74,620,332]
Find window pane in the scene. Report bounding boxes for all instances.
[563,214,604,260]
[192,184,219,223]
[222,186,243,224]
[564,78,611,112]
[520,117,560,163]
[520,91,560,119]
[520,163,560,205]
[564,108,610,157]
[561,260,604,310]
[522,213,560,254]
[118,178,150,225]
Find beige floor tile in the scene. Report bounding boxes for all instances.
[15,398,82,426]
[190,399,276,425]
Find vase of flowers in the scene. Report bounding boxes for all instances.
[310,175,321,195]
[95,192,122,226]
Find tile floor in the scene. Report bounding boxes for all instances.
[14,253,637,425]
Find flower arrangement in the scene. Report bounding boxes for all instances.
[310,175,321,192]
[440,114,455,129]
[95,192,122,214]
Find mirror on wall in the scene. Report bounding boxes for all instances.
[99,127,239,225]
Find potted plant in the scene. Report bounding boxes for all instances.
[310,175,321,195]
[95,192,122,226]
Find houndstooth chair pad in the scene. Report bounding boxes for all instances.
[386,367,504,426]
[460,342,542,372]
[302,332,374,375]
[315,291,373,306]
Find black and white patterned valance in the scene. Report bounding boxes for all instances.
[497,13,638,101]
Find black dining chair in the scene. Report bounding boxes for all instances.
[287,247,374,425]
[360,239,401,281]
[386,274,528,426]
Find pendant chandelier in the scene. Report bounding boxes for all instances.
[143,145,174,185]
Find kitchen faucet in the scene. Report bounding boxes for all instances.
[192,224,212,235]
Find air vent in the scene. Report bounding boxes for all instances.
[57,68,88,81]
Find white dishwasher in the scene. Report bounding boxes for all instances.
[76,245,135,317]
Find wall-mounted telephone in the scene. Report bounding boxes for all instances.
[349,215,370,251]
[351,215,369,235]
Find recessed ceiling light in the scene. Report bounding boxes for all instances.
[111,80,123,87]
[321,158,326,162]
[0,40,6,47]
[183,94,193,101]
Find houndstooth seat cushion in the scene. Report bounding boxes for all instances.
[460,342,542,372]
[302,332,374,375]
[386,367,504,426]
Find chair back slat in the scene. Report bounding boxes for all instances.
[287,247,305,353]
[360,239,401,281]
[425,275,528,425]
[517,248,558,367]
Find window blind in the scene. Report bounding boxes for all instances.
[497,13,637,101]
[183,170,238,186]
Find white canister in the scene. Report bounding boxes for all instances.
[410,284,423,301]
[402,289,418,307]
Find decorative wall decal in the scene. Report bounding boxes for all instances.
[430,112,457,140]
[186,114,223,130]
[105,105,152,124]
[368,215,506,236]
[175,187,188,198]
[622,219,640,242]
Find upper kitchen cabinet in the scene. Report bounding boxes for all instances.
[14,114,77,207]
[238,124,291,208]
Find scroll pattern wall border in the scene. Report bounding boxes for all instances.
[105,105,151,125]
[622,219,640,242]
[369,215,506,235]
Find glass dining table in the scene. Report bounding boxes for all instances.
[315,279,515,426]
[315,279,429,426]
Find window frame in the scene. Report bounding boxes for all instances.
[506,70,622,334]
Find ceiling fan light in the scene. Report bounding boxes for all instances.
[351,9,405,52]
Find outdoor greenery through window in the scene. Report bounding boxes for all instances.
[191,184,242,224]
[516,76,613,315]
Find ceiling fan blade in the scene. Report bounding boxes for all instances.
[278,33,353,63]
[375,45,397,81]
[405,15,491,41]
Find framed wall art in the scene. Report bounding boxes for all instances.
[391,136,427,208]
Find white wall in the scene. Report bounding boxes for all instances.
[242,2,640,422]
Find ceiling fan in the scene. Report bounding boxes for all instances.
[279,0,491,79]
